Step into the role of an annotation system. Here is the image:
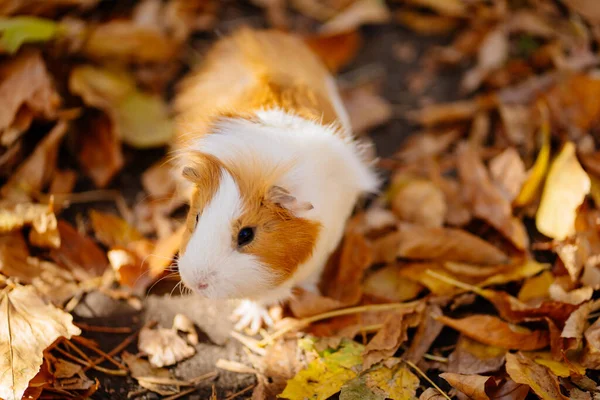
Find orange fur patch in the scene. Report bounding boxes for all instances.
[234,194,321,282]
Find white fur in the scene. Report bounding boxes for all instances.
[177,109,379,307]
[177,169,278,299]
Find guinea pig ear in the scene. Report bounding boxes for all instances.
[182,166,201,183]
[267,186,313,214]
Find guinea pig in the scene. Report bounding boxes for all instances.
[172,27,379,334]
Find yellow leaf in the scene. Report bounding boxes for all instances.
[479,259,549,287]
[536,142,590,239]
[0,16,59,54]
[0,285,80,400]
[505,352,568,400]
[518,270,553,302]
[365,362,419,400]
[524,351,586,377]
[514,113,551,207]
[280,339,363,400]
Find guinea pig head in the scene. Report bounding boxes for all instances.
[177,154,321,300]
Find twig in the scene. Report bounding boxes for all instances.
[74,323,132,333]
[162,387,197,400]
[231,331,267,356]
[423,354,449,363]
[259,301,421,346]
[224,384,256,400]
[216,359,256,374]
[404,360,451,400]
[70,337,127,370]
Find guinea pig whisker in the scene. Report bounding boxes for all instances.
[145,272,179,300]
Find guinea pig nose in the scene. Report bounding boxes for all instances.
[197,281,209,290]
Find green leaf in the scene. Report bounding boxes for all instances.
[279,339,364,400]
[0,17,59,54]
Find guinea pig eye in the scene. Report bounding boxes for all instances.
[237,227,255,247]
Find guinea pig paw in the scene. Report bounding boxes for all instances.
[232,300,274,335]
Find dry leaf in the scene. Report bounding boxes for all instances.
[0,202,59,248]
[457,141,528,250]
[395,223,509,265]
[462,27,509,92]
[319,0,390,35]
[440,372,496,400]
[514,116,550,207]
[396,10,459,36]
[77,113,124,188]
[390,179,446,228]
[536,141,590,240]
[304,31,361,73]
[50,220,108,279]
[437,314,550,350]
[289,289,346,319]
[489,148,527,203]
[121,351,178,396]
[419,388,447,400]
[505,352,568,400]
[172,313,198,346]
[138,325,195,368]
[89,209,144,248]
[340,361,419,400]
[341,84,392,134]
[1,120,67,201]
[363,265,423,303]
[448,336,506,375]
[518,270,553,303]
[0,285,80,400]
[403,304,443,363]
[562,0,600,24]
[107,247,152,292]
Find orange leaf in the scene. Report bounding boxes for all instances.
[304,31,361,73]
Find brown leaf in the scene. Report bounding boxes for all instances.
[396,10,459,36]
[395,223,509,265]
[489,148,526,203]
[89,210,144,248]
[319,0,391,36]
[363,264,423,303]
[487,379,530,400]
[0,49,59,138]
[138,325,195,368]
[0,202,59,248]
[582,316,600,368]
[505,352,568,400]
[83,21,179,63]
[341,83,392,134]
[0,285,80,400]
[50,220,108,279]
[561,1,600,26]
[1,120,67,202]
[448,336,506,375]
[107,247,152,293]
[390,179,447,228]
[0,0,98,16]
[457,141,528,250]
[321,231,371,304]
[440,372,496,400]
[462,27,509,92]
[121,351,178,396]
[289,289,346,319]
[304,31,361,73]
[562,300,600,348]
[419,388,447,400]
[362,303,424,369]
[437,314,550,350]
[403,304,443,363]
[77,113,124,188]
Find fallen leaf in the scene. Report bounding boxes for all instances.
[548,283,593,305]
[363,265,423,303]
[319,0,390,35]
[505,352,568,400]
[121,351,178,396]
[390,179,446,228]
[70,65,173,149]
[83,20,178,63]
[341,361,419,400]
[0,285,80,400]
[457,141,528,250]
[448,336,506,375]
[0,203,59,249]
[419,388,447,400]
[536,141,590,240]
[518,270,553,303]
[289,289,346,319]
[440,372,496,400]
[513,114,551,207]
[437,314,550,350]
[304,31,361,73]
[0,16,59,53]
[562,300,600,346]
[0,0,99,17]
[562,0,600,24]
[486,379,530,400]
[403,304,443,363]
[138,325,195,368]
[462,27,509,92]
[489,148,527,203]
[404,0,466,16]
[341,84,392,134]
[50,220,108,279]
[77,113,124,188]
[582,316,600,368]
[524,351,586,377]
[362,304,423,369]
[1,120,67,201]
[321,230,372,305]
[395,10,459,36]
[107,247,152,292]
[89,209,144,248]
[141,158,178,200]
[479,259,549,287]
[0,49,59,140]
[280,339,363,400]
[394,223,509,265]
